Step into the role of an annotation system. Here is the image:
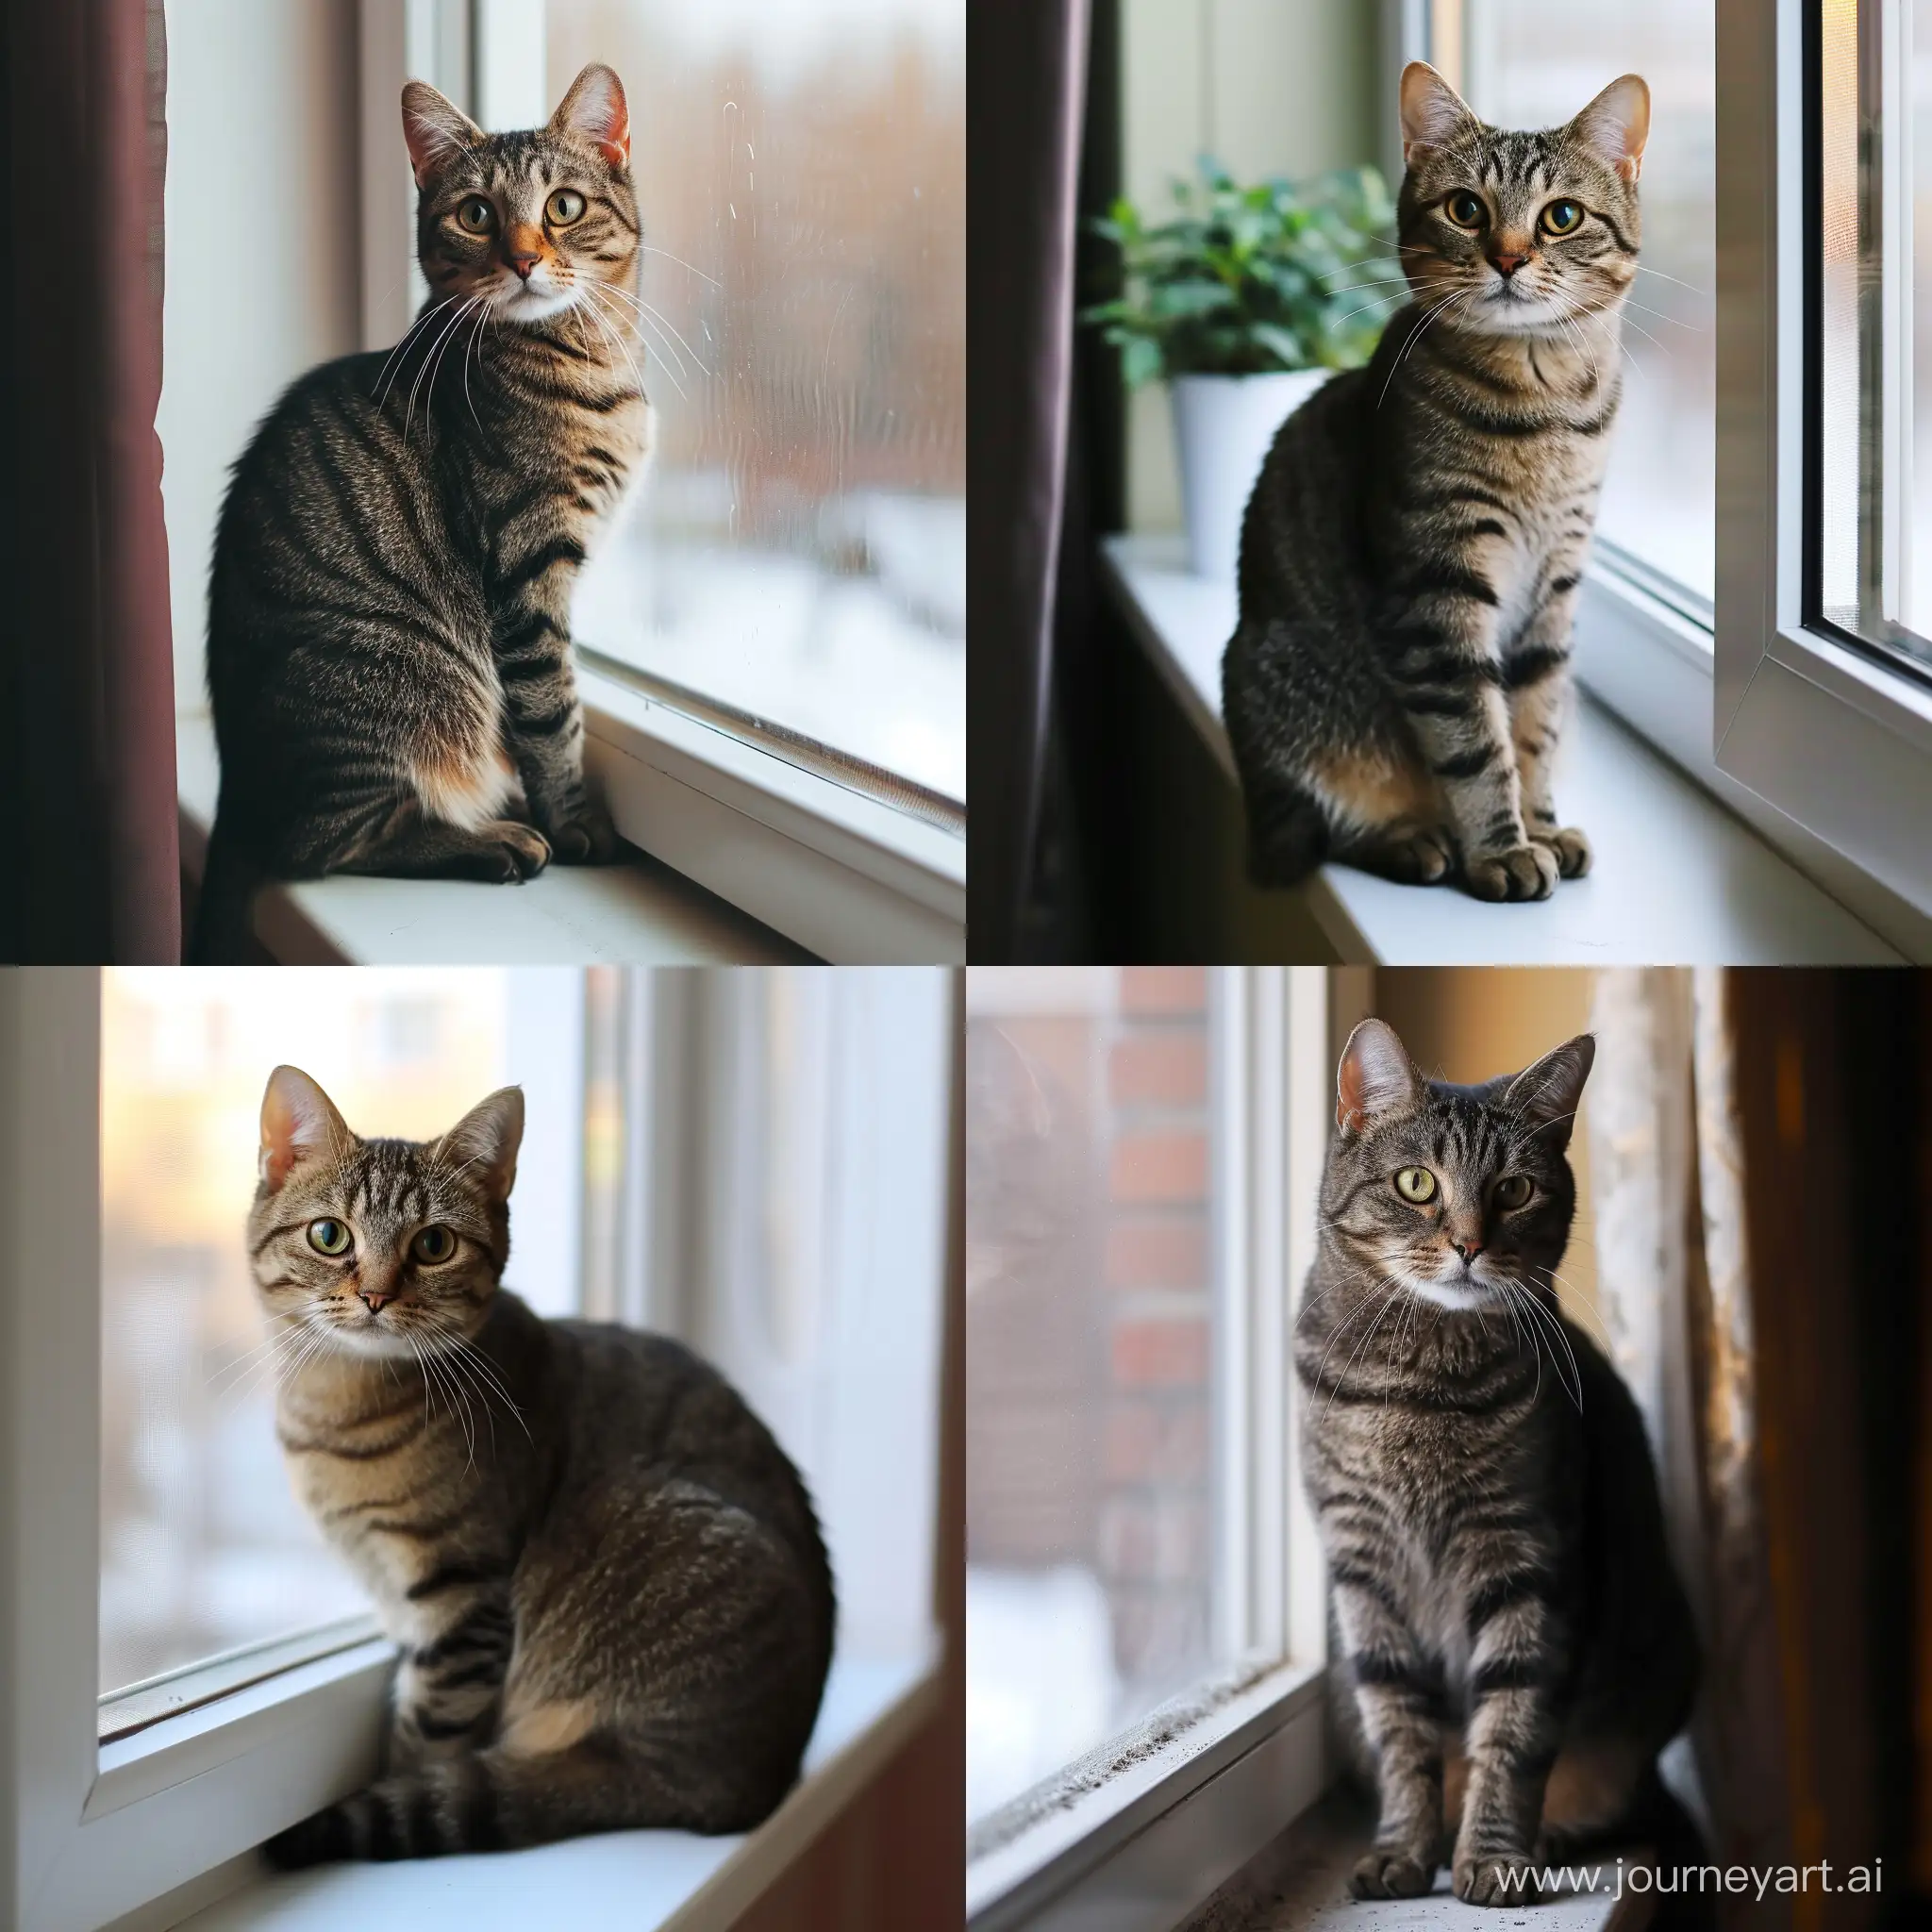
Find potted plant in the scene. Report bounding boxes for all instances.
[1084,159,1398,581]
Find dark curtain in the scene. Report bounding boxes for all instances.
[966,0,1091,962]
[2,0,178,964]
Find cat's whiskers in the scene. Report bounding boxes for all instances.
[639,242,723,289]
[1632,262,1707,297]
[209,1315,318,1406]
[579,287,672,404]
[595,280,714,381]
[1377,283,1478,410]
[416,1311,532,1443]
[372,296,459,412]
[1501,1277,1583,1409]
[1323,1274,1412,1426]
[459,299,491,434]
[583,281,681,377]
[420,296,488,447]
[405,297,482,446]
[1327,287,1418,331]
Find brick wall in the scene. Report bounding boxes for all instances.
[1097,968,1213,1700]
[967,967,1217,1715]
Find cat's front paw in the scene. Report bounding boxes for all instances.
[1531,824,1592,879]
[1453,1847,1540,1907]
[1463,842,1558,903]
[476,821,552,883]
[1350,1843,1438,1900]
[1376,824,1456,886]
[545,802,619,865]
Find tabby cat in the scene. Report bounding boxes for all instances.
[192,65,650,961]
[1296,1020,1698,1906]
[1223,64,1650,902]
[250,1066,834,1864]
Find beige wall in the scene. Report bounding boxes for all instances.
[159,0,363,714]
[1369,969,1602,1325]
[1121,0,1383,530]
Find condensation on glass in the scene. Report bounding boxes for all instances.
[552,1,965,814]
[965,969,1222,1825]
[1460,0,1716,609]
[97,969,581,1715]
[1816,0,1932,674]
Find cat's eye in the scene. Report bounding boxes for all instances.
[1443,191,1487,229]
[411,1224,458,1265]
[545,189,586,225]
[1539,199,1585,237]
[456,196,495,234]
[1494,1175,1535,1209]
[308,1219,352,1257]
[1393,1167,1438,1204]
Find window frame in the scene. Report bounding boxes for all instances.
[1394,0,1932,958]
[963,967,1350,1932]
[1713,0,1932,944]
[355,1,966,967]
[0,972,394,1932]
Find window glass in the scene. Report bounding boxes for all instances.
[1462,0,1716,609]
[99,968,583,1709]
[1818,0,1932,675]
[549,0,965,814]
[965,968,1223,1824]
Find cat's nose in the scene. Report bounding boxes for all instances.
[1488,251,1528,278]
[1450,1239,1484,1265]
[504,224,545,279]
[357,1287,395,1313]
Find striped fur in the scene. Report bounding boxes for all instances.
[1298,1022,1697,1906]
[248,1067,835,1865]
[192,66,654,960]
[1224,63,1651,901]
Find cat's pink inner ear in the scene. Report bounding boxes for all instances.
[439,1087,526,1204]
[1574,74,1650,184]
[1398,60,1474,162]
[259,1065,350,1193]
[401,79,483,189]
[1337,1019,1419,1133]
[551,63,629,169]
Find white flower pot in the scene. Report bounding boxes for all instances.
[1171,369,1331,582]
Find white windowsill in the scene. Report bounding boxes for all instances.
[1103,533,1900,965]
[1179,1791,1641,1932]
[579,665,966,964]
[968,1661,1327,1932]
[175,711,809,964]
[167,1646,940,1932]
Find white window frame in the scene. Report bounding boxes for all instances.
[596,966,957,1668]
[0,968,956,1931]
[0,973,395,1932]
[1394,2,1932,959]
[356,2,965,966]
[1715,0,1932,941]
[964,967,1354,1932]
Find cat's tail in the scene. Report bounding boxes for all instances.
[188,804,263,963]
[262,1731,801,1867]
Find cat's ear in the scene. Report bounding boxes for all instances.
[549,63,630,171]
[259,1066,352,1193]
[1572,74,1650,184]
[401,80,484,190]
[1336,1019,1424,1135]
[1501,1034,1596,1150]
[1399,60,1477,163]
[437,1087,525,1204]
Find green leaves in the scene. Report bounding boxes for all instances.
[1080,157,1400,386]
